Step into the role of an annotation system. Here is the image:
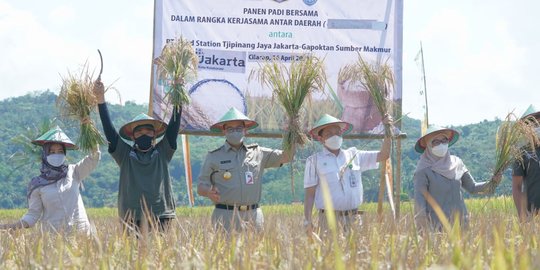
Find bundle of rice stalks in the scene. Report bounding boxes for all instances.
[491,112,540,189]
[57,63,105,152]
[251,54,326,152]
[339,54,396,217]
[154,37,198,113]
[339,54,395,136]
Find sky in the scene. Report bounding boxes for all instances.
[1,0,539,127]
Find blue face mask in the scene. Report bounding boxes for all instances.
[226,131,244,145]
[47,154,66,167]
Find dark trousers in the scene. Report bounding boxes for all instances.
[122,217,174,234]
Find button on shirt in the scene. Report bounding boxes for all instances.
[304,147,378,211]
[199,142,284,205]
[21,151,100,234]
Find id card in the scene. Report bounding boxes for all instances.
[349,173,358,188]
[245,171,254,184]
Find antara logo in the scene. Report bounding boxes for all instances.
[304,0,317,6]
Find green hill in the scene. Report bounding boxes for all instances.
[0,91,509,208]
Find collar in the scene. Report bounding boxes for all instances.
[322,146,342,157]
[224,141,246,152]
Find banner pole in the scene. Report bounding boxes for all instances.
[395,137,402,218]
[148,0,158,115]
[181,134,195,206]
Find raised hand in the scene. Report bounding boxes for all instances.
[93,79,105,104]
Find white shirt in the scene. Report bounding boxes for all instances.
[21,150,100,234]
[304,147,378,211]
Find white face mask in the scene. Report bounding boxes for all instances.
[431,143,448,157]
[47,154,66,167]
[324,135,343,150]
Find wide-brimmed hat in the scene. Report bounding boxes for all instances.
[119,113,167,141]
[210,107,258,133]
[415,125,459,153]
[32,126,78,150]
[309,114,353,141]
[520,104,540,120]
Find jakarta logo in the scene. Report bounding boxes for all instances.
[303,0,317,6]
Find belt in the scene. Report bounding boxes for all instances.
[319,209,361,216]
[215,203,259,211]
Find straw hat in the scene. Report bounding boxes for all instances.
[32,126,78,150]
[309,114,353,141]
[210,107,258,133]
[119,113,167,141]
[521,104,540,120]
[415,125,459,153]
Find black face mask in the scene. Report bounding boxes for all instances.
[134,135,153,151]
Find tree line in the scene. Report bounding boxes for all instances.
[0,91,508,209]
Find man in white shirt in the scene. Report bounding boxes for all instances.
[303,114,391,235]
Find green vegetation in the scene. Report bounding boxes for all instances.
[0,91,508,209]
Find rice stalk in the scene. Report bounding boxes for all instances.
[154,37,198,113]
[57,63,105,152]
[490,112,540,191]
[250,54,327,152]
[339,54,395,137]
[339,54,395,218]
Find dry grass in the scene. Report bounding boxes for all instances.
[0,198,539,269]
[250,54,327,152]
[491,112,540,190]
[154,37,198,113]
[245,95,340,134]
[339,54,395,136]
[57,63,105,152]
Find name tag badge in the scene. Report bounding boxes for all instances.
[245,171,254,185]
[349,173,358,188]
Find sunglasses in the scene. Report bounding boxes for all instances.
[431,137,449,146]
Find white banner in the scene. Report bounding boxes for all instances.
[152,0,403,135]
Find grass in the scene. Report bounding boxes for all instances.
[57,63,107,152]
[249,54,327,152]
[0,197,537,269]
[245,95,341,134]
[154,36,198,114]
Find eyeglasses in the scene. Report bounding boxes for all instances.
[226,127,244,133]
[431,137,449,146]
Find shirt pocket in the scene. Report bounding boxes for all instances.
[214,163,237,188]
[316,162,339,184]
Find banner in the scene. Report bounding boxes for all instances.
[152,0,403,135]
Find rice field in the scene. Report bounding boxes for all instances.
[0,196,538,269]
